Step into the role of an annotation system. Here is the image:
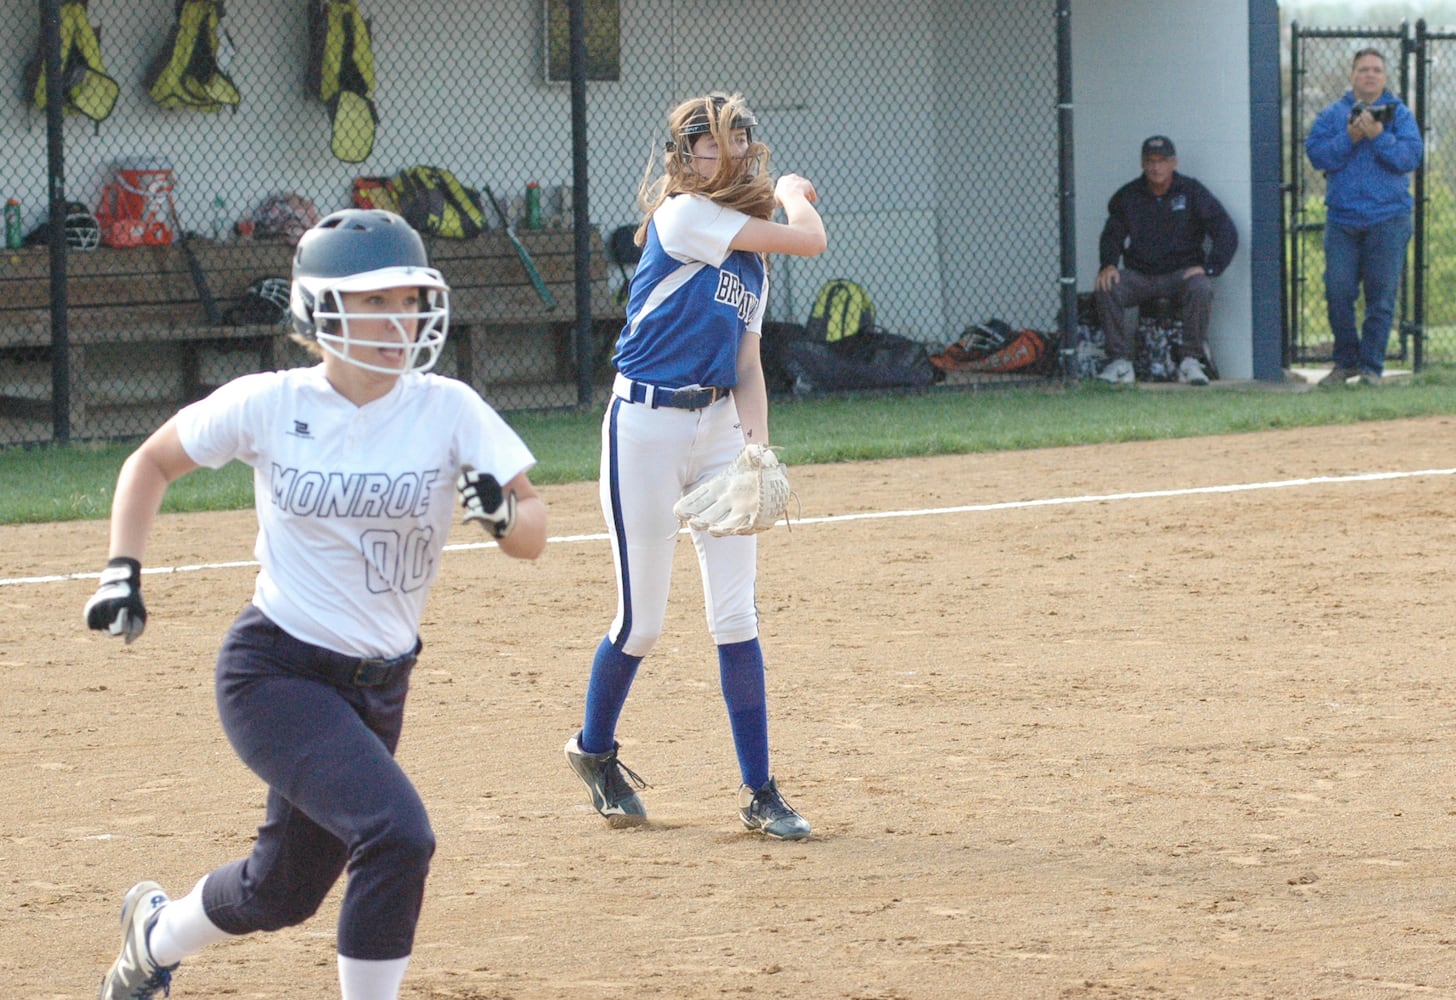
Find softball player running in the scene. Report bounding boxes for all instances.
[565,92,827,839]
[83,209,547,1000]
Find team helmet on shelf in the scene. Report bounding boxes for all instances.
[227,276,292,326]
[291,209,449,375]
[64,208,102,251]
[250,276,291,318]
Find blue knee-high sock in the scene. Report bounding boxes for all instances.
[581,636,642,754]
[718,638,769,789]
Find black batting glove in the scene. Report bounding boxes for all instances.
[83,557,147,644]
[457,465,517,539]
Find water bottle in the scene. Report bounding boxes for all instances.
[212,195,228,241]
[524,182,542,230]
[4,198,21,250]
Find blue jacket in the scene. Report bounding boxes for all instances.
[1305,90,1423,227]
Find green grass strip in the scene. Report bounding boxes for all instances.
[4,366,1456,526]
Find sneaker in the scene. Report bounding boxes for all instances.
[99,880,177,1000]
[1178,356,1210,386]
[738,777,811,840]
[564,733,648,826]
[1358,369,1383,387]
[1095,358,1134,384]
[1318,366,1359,387]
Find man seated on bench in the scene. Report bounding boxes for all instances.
[1093,135,1238,386]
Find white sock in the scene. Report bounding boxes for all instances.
[147,876,235,967]
[338,955,411,1000]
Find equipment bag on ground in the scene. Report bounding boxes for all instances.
[782,329,938,394]
[930,319,1057,375]
[805,279,876,343]
[1133,302,1221,382]
[1064,292,1107,379]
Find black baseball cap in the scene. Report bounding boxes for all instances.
[1142,135,1176,158]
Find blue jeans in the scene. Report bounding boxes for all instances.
[1323,213,1412,375]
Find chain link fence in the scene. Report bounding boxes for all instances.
[2,0,1065,447]
[1286,19,1451,370]
[1420,25,1456,366]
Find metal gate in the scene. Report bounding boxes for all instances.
[1286,20,1450,370]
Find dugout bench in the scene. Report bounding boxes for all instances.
[426,226,623,401]
[0,227,623,444]
[0,239,293,443]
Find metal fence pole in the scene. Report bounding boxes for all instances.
[1411,19,1428,371]
[1056,0,1076,375]
[41,0,70,445]
[1395,20,1413,362]
[1287,20,1303,367]
[567,0,595,409]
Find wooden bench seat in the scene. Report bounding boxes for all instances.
[0,226,623,445]
[426,227,623,389]
[0,239,293,439]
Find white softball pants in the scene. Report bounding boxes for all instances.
[599,391,759,657]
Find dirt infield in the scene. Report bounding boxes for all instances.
[6,416,1456,999]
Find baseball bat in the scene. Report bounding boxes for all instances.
[483,184,556,312]
[165,197,221,325]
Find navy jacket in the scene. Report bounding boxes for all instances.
[1098,173,1238,278]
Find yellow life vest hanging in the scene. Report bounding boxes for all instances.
[144,0,241,113]
[307,0,378,164]
[25,0,120,126]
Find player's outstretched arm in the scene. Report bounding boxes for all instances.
[459,465,547,560]
[107,418,199,566]
[732,334,769,446]
[85,418,199,643]
[730,174,826,258]
[498,473,546,560]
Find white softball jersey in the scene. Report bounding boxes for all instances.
[175,365,534,659]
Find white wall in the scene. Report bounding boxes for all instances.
[1,0,590,234]
[1072,0,1254,378]
[5,1,1262,367]
[933,0,1061,335]
[637,0,946,336]
[4,0,1065,348]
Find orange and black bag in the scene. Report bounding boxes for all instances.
[931,319,1054,375]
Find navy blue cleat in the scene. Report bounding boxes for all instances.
[738,777,811,840]
[565,733,649,827]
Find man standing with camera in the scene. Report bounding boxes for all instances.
[1093,135,1238,386]
[1306,48,1424,387]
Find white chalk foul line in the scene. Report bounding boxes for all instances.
[6,466,1454,588]
[788,466,1456,525]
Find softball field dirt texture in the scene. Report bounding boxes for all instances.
[5,416,1456,999]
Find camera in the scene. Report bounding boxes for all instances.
[1349,101,1395,125]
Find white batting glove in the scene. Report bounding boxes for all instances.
[457,464,517,539]
[83,557,147,644]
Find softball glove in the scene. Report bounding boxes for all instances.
[673,444,791,536]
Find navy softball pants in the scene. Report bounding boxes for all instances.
[200,605,435,961]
